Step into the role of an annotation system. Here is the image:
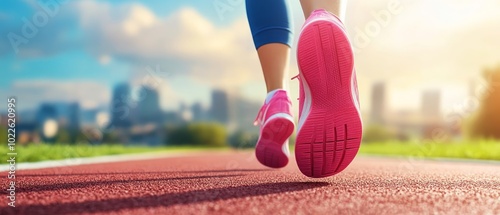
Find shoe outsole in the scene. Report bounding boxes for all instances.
[255,117,295,168]
[295,20,362,178]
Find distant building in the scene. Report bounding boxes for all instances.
[17,123,39,144]
[231,96,260,134]
[66,103,80,132]
[191,102,204,121]
[110,83,132,128]
[81,107,109,128]
[36,102,80,142]
[421,89,441,119]
[10,110,39,144]
[81,109,99,126]
[135,85,162,124]
[371,82,386,124]
[129,124,163,146]
[177,102,193,122]
[209,89,259,134]
[18,110,37,124]
[163,111,183,124]
[37,103,57,124]
[210,89,230,124]
[36,103,57,141]
[383,89,445,141]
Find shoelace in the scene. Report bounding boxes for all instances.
[255,77,302,126]
[291,74,301,101]
[253,104,266,126]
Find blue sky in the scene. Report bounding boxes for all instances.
[0,0,245,85]
[2,0,499,116]
[0,0,252,111]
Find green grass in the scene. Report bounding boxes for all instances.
[1,144,228,163]
[359,140,500,160]
[2,140,500,163]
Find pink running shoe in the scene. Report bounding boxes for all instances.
[294,9,363,178]
[254,90,295,168]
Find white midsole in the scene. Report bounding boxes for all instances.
[351,74,363,124]
[297,72,312,133]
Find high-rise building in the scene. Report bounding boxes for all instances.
[36,103,57,138]
[81,109,98,126]
[191,102,204,121]
[67,103,80,132]
[36,102,80,142]
[232,96,260,133]
[371,82,386,124]
[135,85,162,124]
[421,89,441,119]
[210,89,230,124]
[209,89,260,133]
[110,83,132,128]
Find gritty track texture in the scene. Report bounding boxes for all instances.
[296,20,362,178]
[1,152,499,215]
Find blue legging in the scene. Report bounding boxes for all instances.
[246,0,293,49]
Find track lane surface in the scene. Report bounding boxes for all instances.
[1,151,499,215]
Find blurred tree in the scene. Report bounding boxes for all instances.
[81,128,104,144]
[0,126,7,143]
[55,129,71,144]
[229,130,258,148]
[75,131,90,144]
[102,131,121,144]
[166,125,191,145]
[167,123,227,146]
[470,66,500,139]
[362,124,396,143]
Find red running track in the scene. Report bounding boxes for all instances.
[1,151,499,215]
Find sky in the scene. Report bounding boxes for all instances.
[1,0,499,116]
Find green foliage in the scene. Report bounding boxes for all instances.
[470,66,500,139]
[75,131,91,144]
[55,129,72,144]
[362,124,396,143]
[167,122,228,147]
[229,130,258,148]
[0,126,7,143]
[359,140,500,160]
[102,131,121,143]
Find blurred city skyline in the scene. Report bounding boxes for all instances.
[1,0,499,116]
[0,79,461,145]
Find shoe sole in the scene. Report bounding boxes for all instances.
[255,114,295,168]
[295,20,362,178]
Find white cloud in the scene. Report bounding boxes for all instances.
[99,54,112,65]
[121,4,156,36]
[75,1,261,88]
